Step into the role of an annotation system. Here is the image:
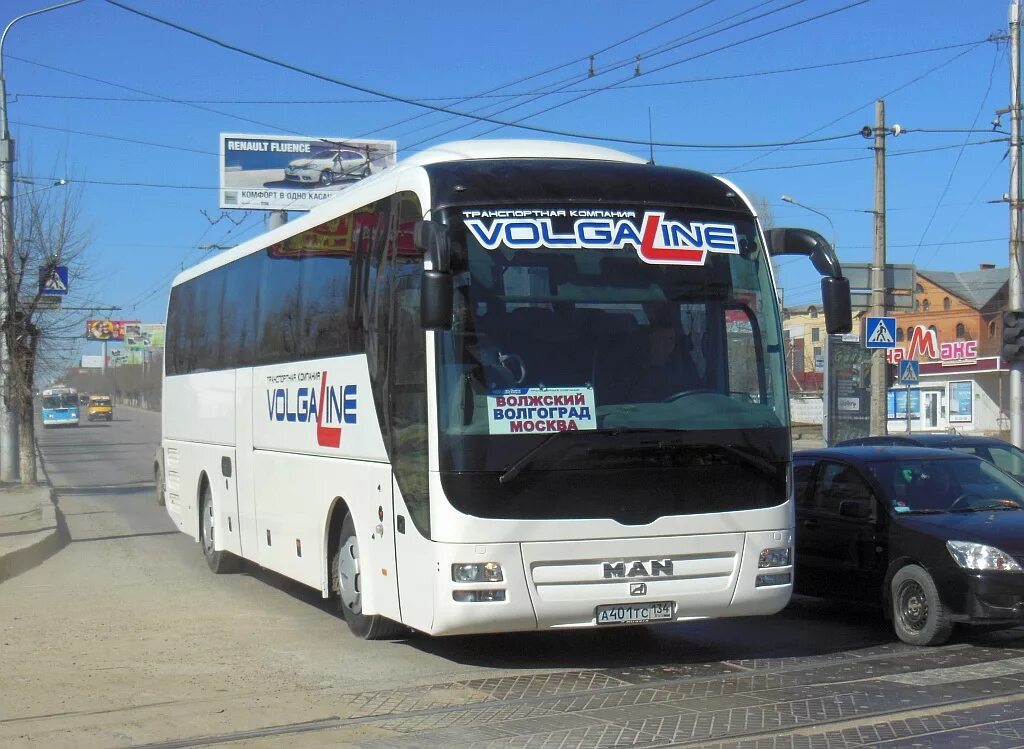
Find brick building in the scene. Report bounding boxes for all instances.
[893,265,1007,356]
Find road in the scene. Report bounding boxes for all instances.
[2,406,1024,748]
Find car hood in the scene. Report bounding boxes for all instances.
[901,510,1024,555]
[288,158,329,169]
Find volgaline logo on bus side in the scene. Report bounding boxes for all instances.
[265,370,356,448]
[463,209,740,266]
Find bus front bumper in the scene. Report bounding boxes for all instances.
[427,530,793,636]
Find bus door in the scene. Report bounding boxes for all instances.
[233,368,258,560]
[387,267,433,631]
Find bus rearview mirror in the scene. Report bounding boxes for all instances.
[414,219,452,272]
[821,276,852,335]
[421,270,453,330]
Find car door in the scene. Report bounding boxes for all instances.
[798,460,884,601]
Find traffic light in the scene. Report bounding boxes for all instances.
[1002,310,1024,362]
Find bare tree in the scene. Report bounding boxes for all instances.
[4,177,89,483]
[749,192,775,230]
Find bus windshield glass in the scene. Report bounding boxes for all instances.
[43,393,78,410]
[436,205,789,521]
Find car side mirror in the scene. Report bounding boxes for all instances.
[821,276,852,335]
[839,500,872,520]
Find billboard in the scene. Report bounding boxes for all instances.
[85,319,139,341]
[125,323,165,350]
[81,355,104,369]
[220,133,397,212]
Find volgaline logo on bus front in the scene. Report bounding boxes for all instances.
[463,209,740,266]
[265,370,356,448]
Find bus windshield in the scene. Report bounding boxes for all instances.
[43,393,78,409]
[436,205,789,522]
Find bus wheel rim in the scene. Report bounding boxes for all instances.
[339,534,361,614]
[202,499,215,557]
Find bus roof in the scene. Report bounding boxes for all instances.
[169,139,745,289]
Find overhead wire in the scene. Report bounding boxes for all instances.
[722,40,989,174]
[910,45,1003,266]
[467,0,871,141]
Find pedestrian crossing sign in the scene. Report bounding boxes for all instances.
[39,265,69,297]
[865,316,896,349]
[898,359,920,385]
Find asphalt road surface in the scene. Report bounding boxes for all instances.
[2,406,1024,748]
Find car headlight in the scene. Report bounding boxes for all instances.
[946,541,1023,572]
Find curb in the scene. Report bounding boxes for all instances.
[0,448,69,583]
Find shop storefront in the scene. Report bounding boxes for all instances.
[886,330,1008,434]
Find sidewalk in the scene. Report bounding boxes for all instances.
[0,480,65,583]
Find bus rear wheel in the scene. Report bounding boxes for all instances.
[200,482,240,574]
[332,512,404,640]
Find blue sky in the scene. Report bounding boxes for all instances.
[4,0,1018,367]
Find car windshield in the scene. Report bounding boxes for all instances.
[91,399,111,406]
[951,443,1024,481]
[309,149,337,159]
[867,457,1024,513]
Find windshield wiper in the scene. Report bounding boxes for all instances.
[902,508,947,515]
[499,433,563,485]
[951,504,1023,513]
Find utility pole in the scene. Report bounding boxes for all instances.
[869,99,889,436]
[1009,1,1023,447]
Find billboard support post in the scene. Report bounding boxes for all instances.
[102,340,107,374]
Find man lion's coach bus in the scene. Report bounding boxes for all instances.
[159,140,850,639]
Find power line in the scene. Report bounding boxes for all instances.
[911,45,1003,266]
[99,0,865,151]
[396,0,817,145]
[724,40,989,173]
[10,119,217,156]
[469,0,872,141]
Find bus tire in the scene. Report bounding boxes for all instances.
[200,481,240,574]
[332,512,405,640]
[155,463,166,507]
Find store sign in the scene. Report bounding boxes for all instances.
[885,326,977,367]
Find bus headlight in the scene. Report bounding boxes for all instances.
[758,547,791,568]
[452,562,503,583]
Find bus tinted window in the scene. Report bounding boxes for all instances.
[167,195,416,375]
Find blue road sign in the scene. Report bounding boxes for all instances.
[865,316,897,349]
[39,266,69,296]
[898,359,920,386]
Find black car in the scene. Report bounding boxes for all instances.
[836,434,1024,483]
[794,446,1024,646]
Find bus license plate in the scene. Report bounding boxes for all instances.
[595,602,674,625]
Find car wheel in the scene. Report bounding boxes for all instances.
[891,565,952,646]
[332,512,405,640]
[319,170,334,187]
[200,482,240,574]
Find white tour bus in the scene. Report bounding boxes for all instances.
[159,140,850,639]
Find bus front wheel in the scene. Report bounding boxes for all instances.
[332,512,404,640]
[200,482,240,574]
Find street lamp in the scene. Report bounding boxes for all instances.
[0,1,84,481]
[780,194,838,250]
